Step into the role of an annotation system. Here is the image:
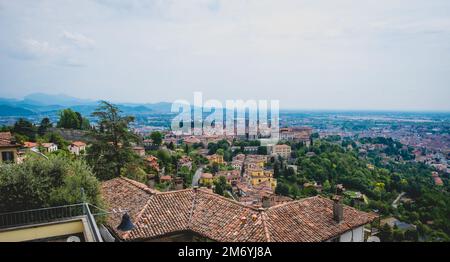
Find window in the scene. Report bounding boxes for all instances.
[2,151,14,162]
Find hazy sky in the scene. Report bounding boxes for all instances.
[1,0,450,110]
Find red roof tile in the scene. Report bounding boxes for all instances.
[71,141,86,147]
[101,177,377,242]
[0,132,18,147]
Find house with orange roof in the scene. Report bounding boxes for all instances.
[144,155,160,172]
[41,142,58,153]
[68,141,87,155]
[199,173,214,186]
[205,154,224,165]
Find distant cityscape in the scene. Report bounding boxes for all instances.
[0,93,449,242]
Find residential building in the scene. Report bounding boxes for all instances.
[160,175,173,183]
[41,143,58,153]
[68,141,87,155]
[101,177,377,242]
[0,132,19,163]
[272,144,292,159]
[144,155,160,172]
[243,146,259,154]
[22,141,38,151]
[246,168,276,190]
[279,127,313,145]
[431,171,444,186]
[215,170,240,185]
[142,139,153,149]
[381,217,417,231]
[178,156,193,170]
[182,136,201,145]
[244,155,267,169]
[199,173,213,186]
[231,160,243,170]
[232,153,246,162]
[132,146,146,157]
[206,154,224,165]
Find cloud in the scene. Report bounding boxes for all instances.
[370,18,450,35]
[56,57,86,67]
[61,31,95,49]
[11,39,66,60]
[1,0,450,110]
[9,32,93,67]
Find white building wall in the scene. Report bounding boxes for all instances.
[339,226,364,242]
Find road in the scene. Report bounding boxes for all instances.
[192,166,204,187]
[392,192,406,209]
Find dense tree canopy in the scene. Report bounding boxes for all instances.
[13,118,37,141]
[0,155,102,212]
[57,108,90,130]
[38,117,52,136]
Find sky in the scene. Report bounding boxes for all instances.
[0,0,450,111]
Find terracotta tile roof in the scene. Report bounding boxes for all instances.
[71,141,86,147]
[101,177,377,242]
[200,173,213,179]
[160,175,173,182]
[264,197,376,242]
[0,132,17,147]
[23,141,38,148]
[101,177,157,237]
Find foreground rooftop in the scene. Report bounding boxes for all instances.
[102,177,377,242]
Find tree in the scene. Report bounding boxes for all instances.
[57,109,90,129]
[257,146,267,155]
[86,101,139,180]
[44,132,68,149]
[121,162,147,184]
[13,118,37,141]
[379,224,393,242]
[211,162,219,174]
[275,182,290,196]
[0,155,102,212]
[57,109,81,129]
[38,117,52,136]
[214,176,228,196]
[323,179,332,192]
[393,228,404,242]
[150,131,163,147]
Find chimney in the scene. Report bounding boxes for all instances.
[332,195,344,223]
[262,195,271,208]
[240,216,247,224]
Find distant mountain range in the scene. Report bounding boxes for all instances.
[0,93,173,117]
